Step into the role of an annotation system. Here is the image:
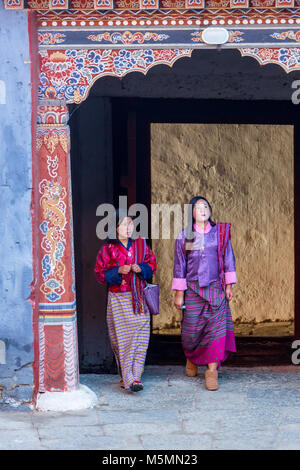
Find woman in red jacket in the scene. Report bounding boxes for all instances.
[94,209,157,392]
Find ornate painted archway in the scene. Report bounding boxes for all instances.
[36,8,300,104]
[5,0,300,402]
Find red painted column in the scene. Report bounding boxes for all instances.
[36,103,79,392]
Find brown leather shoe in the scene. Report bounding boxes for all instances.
[186,359,198,377]
[205,369,218,390]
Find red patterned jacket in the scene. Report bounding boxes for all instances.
[94,237,157,293]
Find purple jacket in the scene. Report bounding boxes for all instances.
[172,222,237,290]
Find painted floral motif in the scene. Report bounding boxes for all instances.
[40,220,49,235]
[47,155,59,177]
[239,47,300,72]
[113,49,154,68]
[250,0,274,4]
[39,178,67,302]
[205,0,230,7]
[39,48,192,103]
[38,32,66,46]
[160,0,185,6]
[4,0,23,6]
[231,0,249,5]
[37,106,68,126]
[186,0,205,5]
[39,51,74,86]
[26,0,49,7]
[7,0,299,7]
[228,31,244,43]
[87,31,169,45]
[271,31,300,42]
[191,32,203,42]
[94,0,113,6]
[278,47,300,64]
[42,254,52,281]
[116,0,140,6]
[50,0,67,5]
[37,131,68,155]
[67,0,94,6]
[41,278,65,302]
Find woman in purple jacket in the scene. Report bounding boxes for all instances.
[172,196,237,391]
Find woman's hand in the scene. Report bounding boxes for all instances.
[174,291,184,310]
[131,264,142,273]
[118,265,131,275]
[225,284,233,301]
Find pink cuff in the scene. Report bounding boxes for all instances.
[172,278,187,290]
[225,271,237,285]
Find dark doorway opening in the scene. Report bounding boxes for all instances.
[111,97,300,367]
[69,95,300,372]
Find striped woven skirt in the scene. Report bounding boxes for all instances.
[107,291,151,390]
[182,280,236,369]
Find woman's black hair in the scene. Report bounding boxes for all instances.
[106,209,135,244]
[185,196,216,251]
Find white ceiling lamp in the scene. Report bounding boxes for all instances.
[201,27,229,45]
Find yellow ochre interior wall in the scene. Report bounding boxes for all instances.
[151,123,294,336]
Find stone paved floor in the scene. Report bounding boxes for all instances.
[1,365,300,450]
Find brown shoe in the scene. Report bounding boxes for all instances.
[205,370,218,391]
[186,359,198,377]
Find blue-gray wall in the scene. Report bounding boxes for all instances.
[0,4,34,409]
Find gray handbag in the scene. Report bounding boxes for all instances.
[143,282,160,315]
